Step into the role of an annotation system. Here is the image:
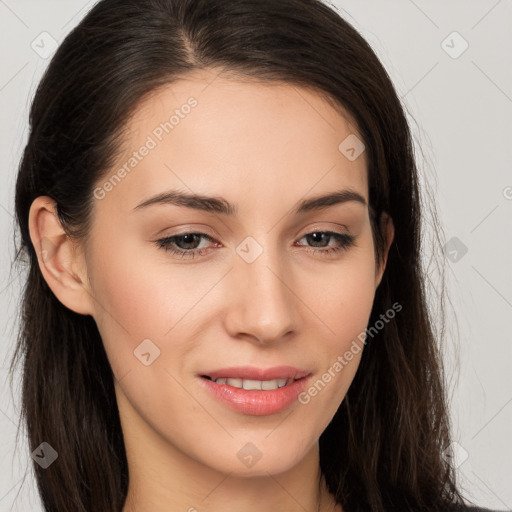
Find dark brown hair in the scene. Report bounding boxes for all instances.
[10,0,474,510]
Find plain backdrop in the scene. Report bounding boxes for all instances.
[1,1,511,511]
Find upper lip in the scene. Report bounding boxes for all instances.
[200,365,311,381]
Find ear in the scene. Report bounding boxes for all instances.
[28,196,95,316]
[375,211,394,289]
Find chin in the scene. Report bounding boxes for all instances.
[191,434,315,477]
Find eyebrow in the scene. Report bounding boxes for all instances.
[133,188,367,216]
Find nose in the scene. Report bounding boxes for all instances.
[223,240,301,345]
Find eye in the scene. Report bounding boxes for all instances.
[155,232,217,259]
[296,231,356,257]
[155,230,356,259]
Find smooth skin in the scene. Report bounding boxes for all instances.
[29,68,394,512]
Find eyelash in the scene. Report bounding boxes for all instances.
[155,230,356,259]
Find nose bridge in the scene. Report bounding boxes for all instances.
[225,234,299,343]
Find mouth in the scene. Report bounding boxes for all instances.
[199,365,310,389]
[198,366,312,416]
[201,375,297,390]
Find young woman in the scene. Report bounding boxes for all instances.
[9,0,501,511]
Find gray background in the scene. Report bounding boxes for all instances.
[1,1,511,510]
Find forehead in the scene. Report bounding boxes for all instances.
[101,69,368,213]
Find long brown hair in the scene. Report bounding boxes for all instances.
[10,0,473,510]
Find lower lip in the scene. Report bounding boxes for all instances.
[199,375,311,416]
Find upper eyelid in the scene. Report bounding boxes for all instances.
[159,222,352,238]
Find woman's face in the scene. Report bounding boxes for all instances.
[80,70,393,476]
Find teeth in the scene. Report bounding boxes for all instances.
[243,379,262,390]
[226,378,243,388]
[215,377,291,390]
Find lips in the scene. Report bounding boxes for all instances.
[198,365,312,416]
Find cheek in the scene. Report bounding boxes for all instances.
[86,236,176,377]
[313,251,378,340]
[86,233,231,384]
[89,258,165,336]
[302,251,377,404]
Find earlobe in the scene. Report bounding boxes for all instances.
[28,196,95,316]
[375,211,394,289]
